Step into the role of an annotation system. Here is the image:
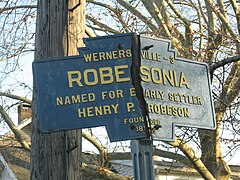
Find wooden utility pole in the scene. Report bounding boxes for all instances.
[30,0,85,179]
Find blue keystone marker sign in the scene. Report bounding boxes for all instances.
[33,34,147,142]
[140,36,216,141]
[33,33,216,142]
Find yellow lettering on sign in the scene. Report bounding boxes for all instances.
[149,118,161,125]
[56,93,96,106]
[77,104,119,118]
[99,67,114,85]
[67,65,130,88]
[118,50,125,58]
[148,103,190,118]
[95,106,103,116]
[83,54,92,62]
[141,50,161,61]
[84,69,98,86]
[162,69,174,86]
[140,66,150,82]
[72,95,81,104]
[83,49,132,62]
[151,67,162,84]
[106,52,112,59]
[136,125,145,132]
[68,71,83,87]
[99,52,105,60]
[93,53,99,61]
[129,88,136,97]
[126,49,132,57]
[144,89,164,100]
[111,104,119,113]
[64,96,71,105]
[140,65,190,89]
[123,117,144,124]
[114,65,130,82]
[87,107,94,117]
[168,92,203,105]
[101,90,123,100]
[112,51,118,59]
[179,72,190,89]
[126,102,135,112]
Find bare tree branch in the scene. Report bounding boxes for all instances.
[229,0,240,52]
[85,25,97,37]
[82,163,132,180]
[0,92,32,104]
[0,105,30,151]
[205,0,240,43]
[203,0,219,64]
[166,0,191,26]
[86,15,120,34]
[141,0,171,39]
[166,0,194,58]
[116,0,160,34]
[221,61,240,108]
[87,0,130,33]
[82,131,108,166]
[200,61,240,179]
[168,138,215,180]
[82,131,107,156]
[154,148,192,167]
[189,0,204,60]
[210,56,240,73]
[0,5,37,13]
[109,148,192,167]
[141,0,186,57]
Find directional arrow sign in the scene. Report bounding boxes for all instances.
[139,36,216,141]
[33,34,148,142]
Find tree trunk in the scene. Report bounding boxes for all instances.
[30,0,85,179]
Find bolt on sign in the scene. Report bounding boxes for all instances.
[140,36,216,141]
[33,33,216,142]
[33,34,148,142]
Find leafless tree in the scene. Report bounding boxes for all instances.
[85,0,240,179]
[0,0,239,179]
